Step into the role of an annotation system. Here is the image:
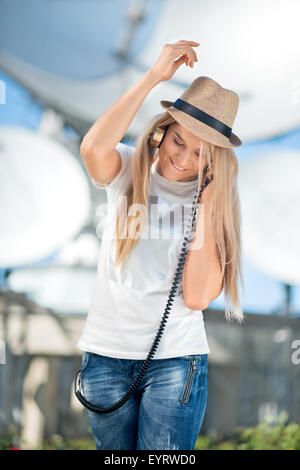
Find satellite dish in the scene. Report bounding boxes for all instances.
[8,266,96,316]
[238,148,300,285]
[1,0,300,141]
[0,126,91,268]
[56,232,100,267]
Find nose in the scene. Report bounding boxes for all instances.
[176,150,191,168]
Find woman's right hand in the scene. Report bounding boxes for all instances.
[150,40,200,83]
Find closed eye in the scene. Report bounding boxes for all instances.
[173,138,199,157]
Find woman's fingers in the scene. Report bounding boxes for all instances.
[174,41,199,64]
[176,40,199,65]
[173,45,198,67]
[151,40,200,82]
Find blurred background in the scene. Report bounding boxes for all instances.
[0,0,300,450]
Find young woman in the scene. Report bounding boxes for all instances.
[76,39,244,450]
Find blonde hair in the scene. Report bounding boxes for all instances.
[113,112,245,324]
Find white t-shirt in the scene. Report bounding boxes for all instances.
[77,142,210,359]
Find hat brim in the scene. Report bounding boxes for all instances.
[160,100,242,148]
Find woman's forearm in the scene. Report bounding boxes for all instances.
[182,198,223,310]
[80,69,160,158]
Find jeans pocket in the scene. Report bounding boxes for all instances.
[180,356,199,404]
[81,351,93,376]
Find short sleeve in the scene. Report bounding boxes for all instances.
[91,142,135,194]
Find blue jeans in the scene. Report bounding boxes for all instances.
[79,351,208,450]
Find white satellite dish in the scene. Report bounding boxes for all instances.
[8,266,96,316]
[238,149,300,284]
[0,126,91,268]
[139,0,300,143]
[56,232,100,267]
[1,0,300,141]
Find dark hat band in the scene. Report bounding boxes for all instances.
[172,98,232,139]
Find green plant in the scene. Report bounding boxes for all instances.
[37,435,96,450]
[195,412,300,450]
[0,426,22,450]
[2,412,300,450]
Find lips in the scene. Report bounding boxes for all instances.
[169,157,187,172]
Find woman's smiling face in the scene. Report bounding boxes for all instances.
[153,122,208,182]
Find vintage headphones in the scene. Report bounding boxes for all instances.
[148,125,169,149]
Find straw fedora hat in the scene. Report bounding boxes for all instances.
[160,76,242,148]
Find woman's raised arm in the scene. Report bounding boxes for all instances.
[80,40,199,184]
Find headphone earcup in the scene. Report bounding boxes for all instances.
[148,125,169,148]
